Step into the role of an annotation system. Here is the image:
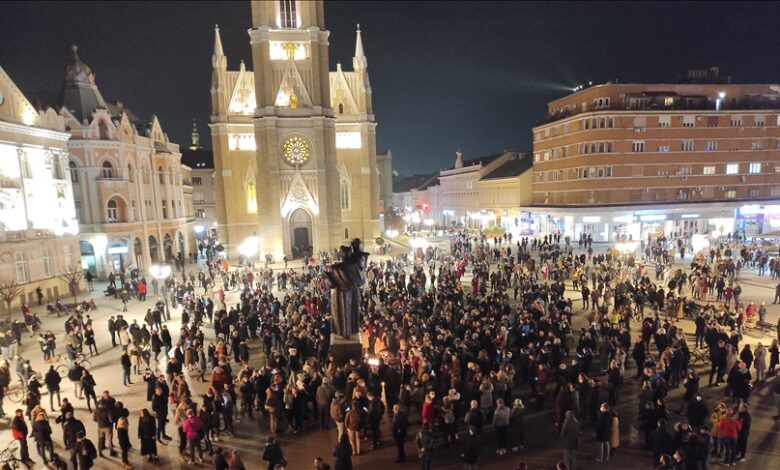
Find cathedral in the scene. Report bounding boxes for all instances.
[211,0,380,259]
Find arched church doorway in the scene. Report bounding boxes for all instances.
[290,208,312,258]
[148,236,159,263]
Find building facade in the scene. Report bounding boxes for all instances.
[60,46,194,277]
[391,151,533,234]
[531,79,780,241]
[211,0,381,259]
[182,121,217,238]
[0,67,80,307]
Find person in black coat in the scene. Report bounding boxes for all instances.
[595,404,613,462]
[212,447,229,470]
[333,433,353,470]
[735,402,751,462]
[44,365,61,412]
[648,419,674,465]
[687,395,709,428]
[460,426,481,466]
[261,436,284,470]
[391,404,408,463]
[137,408,158,462]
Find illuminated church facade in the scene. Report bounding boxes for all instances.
[211,0,381,259]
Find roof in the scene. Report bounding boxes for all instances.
[445,152,504,171]
[393,173,438,193]
[181,147,214,169]
[482,153,533,180]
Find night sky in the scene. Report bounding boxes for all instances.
[2,1,779,175]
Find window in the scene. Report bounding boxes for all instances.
[678,166,692,176]
[731,116,743,127]
[171,200,177,218]
[726,164,739,175]
[748,188,760,198]
[107,200,119,222]
[15,252,29,283]
[279,0,298,28]
[632,141,645,152]
[127,165,133,182]
[658,116,671,127]
[682,116,695,127]
[751,141,763,150]
[195,209,206,219]
[159,166,165,184]
[69,161,78,182]
[74,200,83,222]
[42,248,53,278]
[340,179,351,210]
[246,182,257,214]
[703,166,716,175]
[704,140,718,151]
[101,161,114,178]
[192,177,202,185]
[659,144,670,152]
[161,200,168,219]
[682,140,694,151]
[664,97,675,107]
[755,116,765,127]
[749,163,761,174]
[131,200,137,220]
[725,190,736,199]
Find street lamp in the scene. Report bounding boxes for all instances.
[149,264,172,320]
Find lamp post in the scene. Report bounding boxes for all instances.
[149,264,172,320]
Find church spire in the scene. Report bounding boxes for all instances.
[353,24,367,69]
[212,24,226,70]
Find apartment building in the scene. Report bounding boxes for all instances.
[530,75,780,241]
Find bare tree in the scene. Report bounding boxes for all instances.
[0,278,24,314]
[60,267,84,303]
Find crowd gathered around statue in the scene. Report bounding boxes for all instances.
[0,230,779,470]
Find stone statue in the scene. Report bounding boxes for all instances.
[326,238,368,339]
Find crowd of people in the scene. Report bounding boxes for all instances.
[0,231,778,470]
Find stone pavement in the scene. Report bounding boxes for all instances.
[0,251,779,470]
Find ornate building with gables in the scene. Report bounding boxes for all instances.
[211,0,381,259]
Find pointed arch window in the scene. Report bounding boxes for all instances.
[340,177,351,210]
[246,182,257,214]
[107,199,119,222]
[101,161,114,178]
[127,164,134,182]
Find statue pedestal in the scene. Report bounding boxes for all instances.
[330,334,362,366]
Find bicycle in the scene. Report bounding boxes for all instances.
[6,373,42,403]
[0,438,22,470]
[689,346,710,367]
[56,353,93,379]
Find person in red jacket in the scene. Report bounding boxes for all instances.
[181,409,204,464]
[11,408,35,466]
[718,407,742,465]
[421,392,436,427]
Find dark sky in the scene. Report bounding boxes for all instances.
[2,2,779,175]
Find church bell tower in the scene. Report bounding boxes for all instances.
[211,1,380,260]
[248,0,342,258]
